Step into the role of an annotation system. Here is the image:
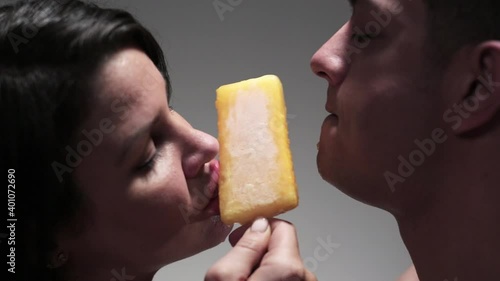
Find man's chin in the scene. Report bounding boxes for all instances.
[316,156,387,207]
[316,153,338,184]
[320,174,393,212]
[318,165,344,191]
[317,161,354,196]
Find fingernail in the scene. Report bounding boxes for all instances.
[251,218,269,233]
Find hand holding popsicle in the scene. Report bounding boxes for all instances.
[206,75,311,280]
[205,218,317,281]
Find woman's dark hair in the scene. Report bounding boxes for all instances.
[0,0,171,280]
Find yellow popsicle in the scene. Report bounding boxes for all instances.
[215,74,299,225]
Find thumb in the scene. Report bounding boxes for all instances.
[205,218,271,281]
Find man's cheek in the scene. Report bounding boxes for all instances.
[350,102,382,136]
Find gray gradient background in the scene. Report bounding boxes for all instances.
[102,0,412,280]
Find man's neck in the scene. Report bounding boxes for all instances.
[397,162,500,281]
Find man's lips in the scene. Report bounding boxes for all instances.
[321,114,339,133]
[318,114,339,150]
[324,113,339,125]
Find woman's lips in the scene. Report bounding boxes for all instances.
[201,159,220,215]
[206,159,220,198]
[204,196,220,216]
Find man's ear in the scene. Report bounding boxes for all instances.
[451,41,500,135]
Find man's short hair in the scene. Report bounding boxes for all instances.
[423,0,500,66]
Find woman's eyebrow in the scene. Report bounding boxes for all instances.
[116,114,161,166]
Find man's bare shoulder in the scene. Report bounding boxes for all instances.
[397,264,419,281]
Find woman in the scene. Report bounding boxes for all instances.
[1,0,316,280]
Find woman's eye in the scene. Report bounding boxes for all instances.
[137,151,160,172]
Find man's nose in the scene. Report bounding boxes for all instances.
[310,22,351,86]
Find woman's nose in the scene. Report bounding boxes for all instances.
[310,22,351,86]
[181,128,219,179]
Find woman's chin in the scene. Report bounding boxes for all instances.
[204,215,234,243]
[166,218,233,264]
[183,217,233,259]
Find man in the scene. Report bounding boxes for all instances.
[310,0,500,281]
[398,265,419,281]
[208,0,499,280]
